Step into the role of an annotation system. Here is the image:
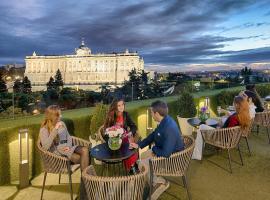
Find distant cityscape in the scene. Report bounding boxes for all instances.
[1,62,270,90]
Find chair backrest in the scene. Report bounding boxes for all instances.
[97,125,106,143]
[82,164,148,200]
[37,139,68,174]
[150,136,195,177]
[201,126,241,149]
[241,118,254,137]
[254,111,270,126]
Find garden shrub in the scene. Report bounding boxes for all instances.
[177,91,197,118]
[89,103,108,136]
[215,90,240,108]
[256,84,270,97]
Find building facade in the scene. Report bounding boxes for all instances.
[24,40,144,91]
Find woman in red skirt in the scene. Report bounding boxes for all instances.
[104,98,139,174]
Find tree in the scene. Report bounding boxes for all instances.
[140,70,149,85]
[13,79,23,93]
[241,67,252,84]
[54,69,64,91]
[99,83,112,104]
[59,88,77,109]
[22,76,31,94]
[177,90,197,118]
[0,72,7,93]
[46,77,55,90]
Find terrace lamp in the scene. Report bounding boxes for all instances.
[146,108,153,134]
[204,97,210,117]
[204,97,210,108]
[18,128,29,189]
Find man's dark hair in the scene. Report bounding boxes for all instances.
[246,84,255,91]
[151,100,168,117]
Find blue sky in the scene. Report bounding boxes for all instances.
[0,0,270,71]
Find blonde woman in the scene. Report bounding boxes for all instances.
[39,105,89,170]
[192,96,251,160]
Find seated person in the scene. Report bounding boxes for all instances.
[244,84,264,112]
[104,98,139,174]
[239,91,256,119]
[39,105,89,170]
[130,100,184,200]
[193,95,251,160]
[222,95,251,129]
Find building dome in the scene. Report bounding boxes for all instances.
[75,39,91,56]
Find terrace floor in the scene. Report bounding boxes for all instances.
[1,127,270,200]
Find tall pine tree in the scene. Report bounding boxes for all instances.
[54,69,64,91]
[22,76,32,94]
[13,79,23,93]
[46,77,55,90]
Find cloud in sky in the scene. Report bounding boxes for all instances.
[0,0,270,71]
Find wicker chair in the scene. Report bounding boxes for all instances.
[82,164,148,200]
[253,111,270,144]
[149,136,195,200]
[97,125,106,143]
[240,119,254,156]
[37,136,91,200]
[201,126,243,173]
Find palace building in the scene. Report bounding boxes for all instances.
[24,40,144,91]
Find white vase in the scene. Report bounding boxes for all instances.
[177,116,193,136]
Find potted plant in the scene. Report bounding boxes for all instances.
[89,103,108,164]
[105,125,124,151]
[177,91,197,136]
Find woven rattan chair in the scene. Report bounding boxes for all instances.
[240,119,254,156]
[201,126,243,173]
[97,125,106,143]
[149,136,195,200]
[37,136,91,200]
[254,111,270,144]
[82,164,148,200]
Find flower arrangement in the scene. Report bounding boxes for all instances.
[199,106,210,123]
[105,125,124,138]
[105,125,124,150]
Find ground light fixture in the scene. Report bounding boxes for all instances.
[18,128,29,189]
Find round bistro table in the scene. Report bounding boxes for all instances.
[90,142,136,176]
[187,118,219,128]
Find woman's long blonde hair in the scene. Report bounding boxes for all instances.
[41,105,61,133]
[234,96,251,130]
